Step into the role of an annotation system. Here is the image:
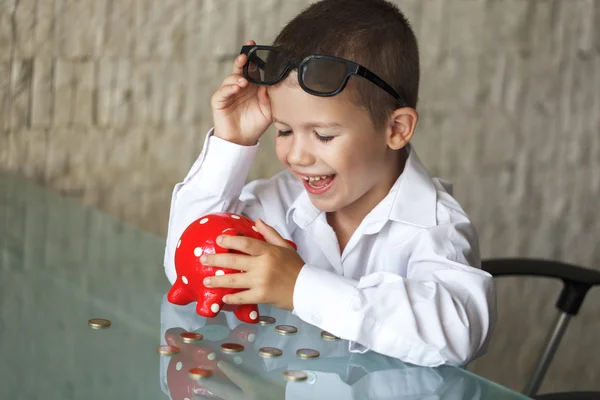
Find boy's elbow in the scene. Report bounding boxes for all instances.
[446,292,497,366]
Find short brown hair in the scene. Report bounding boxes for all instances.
[273,0,420,130]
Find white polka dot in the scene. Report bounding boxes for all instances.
[248,334,256,343]
[182,276,188,284]
[194,247,202,257]
[208,352,216,360]
[249,311,258,320]
[177,239,181,248]
[176,361,182,371]
[211,303,220,313]
[231,215,241,219]
[184,397,190,400]
[200,218,209,224]
[234,356,242,365]
[252,225,258,232]
[215,270,225,276]
[222,228,235,233]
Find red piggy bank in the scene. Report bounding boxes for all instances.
[167,212,296,324]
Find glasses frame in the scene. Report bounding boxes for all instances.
[240,45,407,108]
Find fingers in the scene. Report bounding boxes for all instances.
[204,272,251,289]
[215,234,267,256]
[201,252,255,271]
[255,219,293,249]
[257,86,272,120]
[232,39,256,74]
[211,83,243,109]
[223,74,248,87]
[222,290,255,305]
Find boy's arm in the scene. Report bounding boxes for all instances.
[163,128,259,284]
[292,221,497,367]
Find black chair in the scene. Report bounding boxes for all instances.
[481,258,600,399]
[533,393,600,400]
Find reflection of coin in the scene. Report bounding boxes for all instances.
[180,332,203,343]
[320,331,340,341]
[259,347,283,358]
[88,318,111,329]
[221,343,245,353]
[296,348,320,359]
[283,370,308,381]
[275,325,298,335]
[157,345,180,355]
[189,367,212,379]
[259,315,276,326]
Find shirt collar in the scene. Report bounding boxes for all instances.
[286,145,438,231]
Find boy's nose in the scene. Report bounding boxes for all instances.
[286,137,315,167]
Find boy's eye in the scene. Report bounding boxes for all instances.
[276,129,292,137]
[315,132,334,143]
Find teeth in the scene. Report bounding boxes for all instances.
[302,175,330,182]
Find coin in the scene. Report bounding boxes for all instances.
[283,370,308,381]
[296,348,320,359]
[157,345,180,355]
[275,325,298,335]
[180,332,203,343]
[259,315,276,326]
[320,330,340,341]
[259,347,283,358]
[189,367,212,379]
[221,343,245,353]
[88,318,111,329]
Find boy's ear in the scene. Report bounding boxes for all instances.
[386,107,418,150]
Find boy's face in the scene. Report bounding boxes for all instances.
[268,74,402,216]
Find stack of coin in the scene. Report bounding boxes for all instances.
[275,325,298,335]
[88,318,111,329]
[180,332,203,343]
[320,330,340,341]
[259,347,283,358]
[296,348,320,359]
[259,315,276,326]
[283,370,308,381]
[221,343,245,353]
[189,367,212,379]
[157,345,180,355]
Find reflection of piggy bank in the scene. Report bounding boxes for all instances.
[165,322,259,400]
[167,212,296,324]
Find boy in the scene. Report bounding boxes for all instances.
[164,0,496,367]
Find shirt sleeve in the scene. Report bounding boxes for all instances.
[163,128,259,284]
[292,221,497,367]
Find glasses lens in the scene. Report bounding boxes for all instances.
[247,49,288,84]
[301,57,347,94]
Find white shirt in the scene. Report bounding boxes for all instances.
[163,129,497,367]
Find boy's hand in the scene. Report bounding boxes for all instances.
[211,39,273,146]
[200,219,304,310]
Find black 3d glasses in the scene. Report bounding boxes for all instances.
[240,45,407,107]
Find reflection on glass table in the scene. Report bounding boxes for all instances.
[0,172,529,400]
[160,298,529,400]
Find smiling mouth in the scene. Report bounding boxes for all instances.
[301,175,335,188]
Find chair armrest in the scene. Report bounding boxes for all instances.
[482,258,600,315]
[482,258,600,285]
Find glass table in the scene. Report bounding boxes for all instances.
[0,172,531,400]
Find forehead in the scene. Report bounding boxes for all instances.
[268,73,367,124]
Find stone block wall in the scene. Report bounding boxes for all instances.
[1,0,599,393]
